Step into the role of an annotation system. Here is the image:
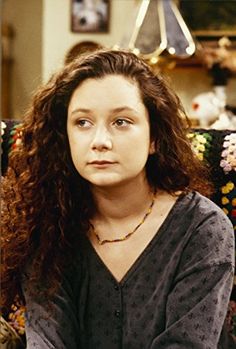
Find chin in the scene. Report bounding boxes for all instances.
[88,175,144,189]
[86,174,125,188]
[90,180,122,188]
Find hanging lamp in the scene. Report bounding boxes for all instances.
[118,0,196,63]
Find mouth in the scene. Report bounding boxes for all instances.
[88,160,116,168]
[89,160,115,164]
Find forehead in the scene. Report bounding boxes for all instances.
[68,75,143,109]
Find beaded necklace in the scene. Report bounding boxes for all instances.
[91,194,156,245]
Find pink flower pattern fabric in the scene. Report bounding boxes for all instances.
[220,134,236,174]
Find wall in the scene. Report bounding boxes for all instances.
[167,67,236,117]
[2,0,136,119]
[2,0,42,119]
[167,67,236,116]
[42,0,136,81]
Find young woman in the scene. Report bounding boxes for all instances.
[2,50,235,348]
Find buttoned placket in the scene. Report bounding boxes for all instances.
[113,281,123,346]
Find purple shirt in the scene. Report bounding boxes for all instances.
[22,191,235,348]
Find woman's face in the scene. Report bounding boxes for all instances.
[67,74,153,188]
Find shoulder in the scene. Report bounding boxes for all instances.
[177,191,235,266]
[180,191,233,228]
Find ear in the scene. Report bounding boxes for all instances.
[149,141,156,155]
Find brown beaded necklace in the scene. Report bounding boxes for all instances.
[91,194,156,245]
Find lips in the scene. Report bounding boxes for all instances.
[89,160,115,165]
[88,160,117,168]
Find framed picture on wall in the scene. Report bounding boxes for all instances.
[179,0,236,39]
[71,0,110,33]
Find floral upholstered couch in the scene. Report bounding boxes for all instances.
[1,119,236,348]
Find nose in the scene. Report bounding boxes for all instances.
[91,126,112,152]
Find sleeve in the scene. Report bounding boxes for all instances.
[151,205,235,348]
[22,269,80,349]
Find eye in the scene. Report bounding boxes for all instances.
[114,118,132,127]
[76,119,92,128]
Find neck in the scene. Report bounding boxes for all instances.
[91,178,154,222]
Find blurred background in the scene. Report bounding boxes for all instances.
[2,0,236,128]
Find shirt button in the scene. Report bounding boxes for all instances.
[114,285,119,291]
[114,310,121,317]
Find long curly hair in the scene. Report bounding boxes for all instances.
[1,50,211,312]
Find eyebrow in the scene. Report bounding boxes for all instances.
[70,106,138,115]
[70,108,91,115]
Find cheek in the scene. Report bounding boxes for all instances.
[121,136,150,164]
[68,131,86,154]
[133,131,151,153]
[68,138,83,167]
